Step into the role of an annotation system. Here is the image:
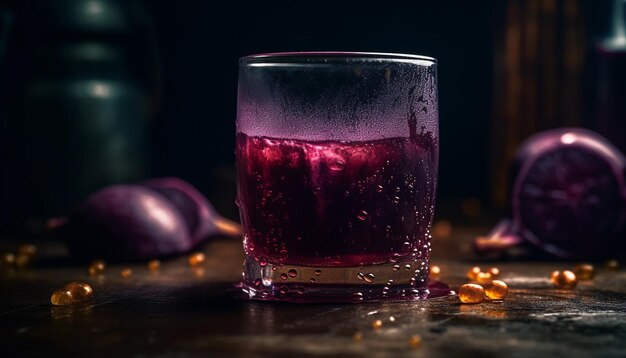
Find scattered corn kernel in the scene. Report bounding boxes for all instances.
[372,319,383,329]
[188,252,206,266]
[476,271,492,284]
[148,259,161,271]
[63,282,93,302]
[484,280,508,300]
[409,335,422,348]
[120,268,133,278]
[550,270,577,289]
[573,264,595,281]
[430,265,441,279]
[88,259,106,276]
[15,254,31,268]
[353,332,363,342]
[605,259,619,271]
[459,283,485,304]
[488,267,500,279]
[1,253,15,267]
[50,288,73,306]
[17,244,37,257]
[467,266,481,280]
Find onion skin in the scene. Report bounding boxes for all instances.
[59,185,192,262]
[511,128,626,259]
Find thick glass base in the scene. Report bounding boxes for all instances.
[239,256,447,303]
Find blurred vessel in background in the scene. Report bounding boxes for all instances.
[586,0,626,155]
[0,0,161,235]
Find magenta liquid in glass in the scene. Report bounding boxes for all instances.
[236,52,438,302]
[237,132,437,267]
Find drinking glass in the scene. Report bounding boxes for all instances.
[236,52,438,302]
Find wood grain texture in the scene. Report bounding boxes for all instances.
[1,229,625,357]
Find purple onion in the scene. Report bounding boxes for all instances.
[140,177,241,244]
[476,128,626,259]
[58,185,192,262]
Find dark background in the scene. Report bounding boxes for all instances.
[149,1,495,219]
[0,0,619,229]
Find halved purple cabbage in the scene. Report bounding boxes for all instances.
[476,128,626,259]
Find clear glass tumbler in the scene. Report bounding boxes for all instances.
[236,52,438,302]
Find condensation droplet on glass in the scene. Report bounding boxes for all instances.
[314,269,322,276]
[279,286,289,294]
[296,287,306,295]
[357,272,365,280]
[393,196,400,204]
[288,269,297,278]
[254,278,262,287]
[364,273,375,283]
[393,265,401,271]
[395,187,401,193]
[387,279,394,285]
[280,273,288,281]
[405,264,411,271]
[310,278,316,283]
[357,210,369,221]
[376,185,384,193]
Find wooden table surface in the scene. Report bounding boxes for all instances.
[1,228,625,357]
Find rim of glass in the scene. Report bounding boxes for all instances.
[241,51,437,64]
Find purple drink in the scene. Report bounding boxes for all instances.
[236,52,438,302]
[237,131,437,267]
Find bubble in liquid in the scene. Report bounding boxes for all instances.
[314,269,322,276]
[288,269,298,278]
[356,210,369,221]
[364,273,375,283]
[280,273,288,281]
[329,157,346,171]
